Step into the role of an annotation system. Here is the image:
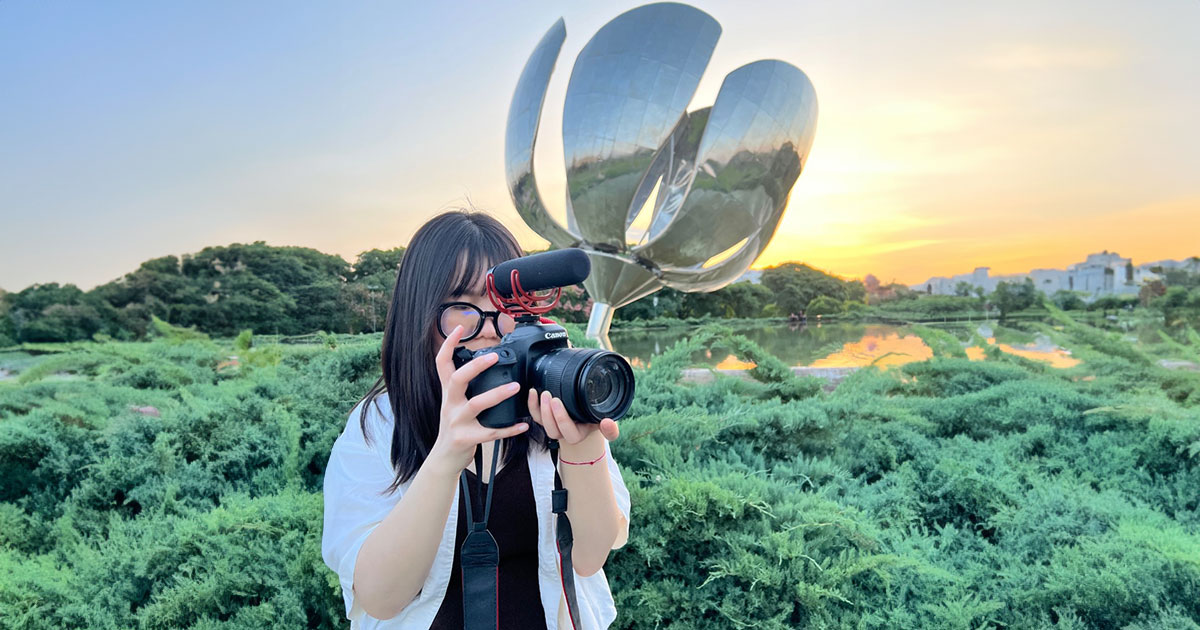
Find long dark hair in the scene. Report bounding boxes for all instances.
[356,210,546,494]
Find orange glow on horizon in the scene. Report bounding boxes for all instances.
[749,195,1200,285]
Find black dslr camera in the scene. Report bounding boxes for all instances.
[450,249,635,429]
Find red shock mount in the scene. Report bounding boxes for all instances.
[484,268,562,319]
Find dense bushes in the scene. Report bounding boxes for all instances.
[607,322,1199,628]
[1,319,1199,628]
[0,332,382,628]
[0,243,406,343]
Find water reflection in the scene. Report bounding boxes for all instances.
[713,354,757,370]
[965,336,1081,368]
[808,332,933,369]
[609,322,1080,370]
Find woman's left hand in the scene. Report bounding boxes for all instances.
[527,389,620,444]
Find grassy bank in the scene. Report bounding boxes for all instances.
[1,320,1198,628]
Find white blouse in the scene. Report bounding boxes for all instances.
[321,396,632,629]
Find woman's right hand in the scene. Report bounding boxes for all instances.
[427,324,529,476]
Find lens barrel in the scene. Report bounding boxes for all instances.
[533,348,635,423]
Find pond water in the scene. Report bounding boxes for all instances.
[0,351,40,382]
[609,321,1080,370]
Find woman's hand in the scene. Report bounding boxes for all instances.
[527,389,620,445]
[427,324,530,475]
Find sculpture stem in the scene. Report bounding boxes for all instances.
[585,302,615,351]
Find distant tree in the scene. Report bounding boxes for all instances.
[719,282,773,318]
[342,282,387,333]
[1155,286,1192,323]
[864,274,881,293]
[954,281,974,297]
[680,290,730,319]
[805,295,842,317]
[886,283,920,302]
[338,249,403,333]
[1051,290,1087,311]
[1157,286,1191,309]
[0,289,13,346]
[615,281,774,321]
[844,280,867,305]
[1164,268,1200,290]
[545,284,591,324]
[5,283,113,342]
[617,287,684,321]
[1139,279,1167,307]
[203,272,296,336]
[1089,294,1123,314]
[862,273,919,305]
[761,263,848,316]
[92,255,205,325]
[181,242,351,335]
[991,278,1040,321]
[348,247,405,282]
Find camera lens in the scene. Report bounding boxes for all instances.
[533,348,634,423]
[585,365,613,405]
[582,355,626,416]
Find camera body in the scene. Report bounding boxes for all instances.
[452,319,634,429]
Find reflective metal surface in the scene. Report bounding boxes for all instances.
[504,18,576,248]
[504,3,819,347]
[561,4,720,251]
[639,60,818,292]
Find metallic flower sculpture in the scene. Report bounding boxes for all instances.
[505,2,818,347]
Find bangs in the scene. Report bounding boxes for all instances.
[445,230,521,298]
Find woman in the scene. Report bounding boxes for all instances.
[321,210,630,629]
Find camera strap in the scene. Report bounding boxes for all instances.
[457,439,583,630]
[549,439,582,630]
[459,441,501,630]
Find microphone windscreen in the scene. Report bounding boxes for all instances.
[490,248,591,297]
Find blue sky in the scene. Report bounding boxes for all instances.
[2,1,1198,291]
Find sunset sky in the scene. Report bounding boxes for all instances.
[2,0,1197,292]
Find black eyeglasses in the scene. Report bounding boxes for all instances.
[436,302,518,341]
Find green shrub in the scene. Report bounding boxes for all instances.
[2,322,1199,629]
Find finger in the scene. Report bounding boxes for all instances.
[466,381,521,416]
[483,422,529,441]
[446,351,501,399]
[434,324,465,385]
[552,396,585,443]
[540,391,561,439]
[527,388,541,424]
[600,418,620,441]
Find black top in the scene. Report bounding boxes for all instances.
[429,452,548,630]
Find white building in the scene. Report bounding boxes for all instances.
[1065,251,1135,297]
[911,252,1194,300]
[1028,268,1071,294]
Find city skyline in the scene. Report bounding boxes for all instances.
[908,251,1199,297]
[2,1,1198,292]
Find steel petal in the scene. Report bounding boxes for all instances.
[505,18,578,249]
[634,60,818,275]
[561,3,720,250]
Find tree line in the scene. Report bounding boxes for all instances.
[0,242,404,344]
[3,244,1198,345]
[0,245,886,343]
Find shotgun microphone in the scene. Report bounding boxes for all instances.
[488,248,591,298]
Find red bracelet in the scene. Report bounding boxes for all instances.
[560,450,606,466]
